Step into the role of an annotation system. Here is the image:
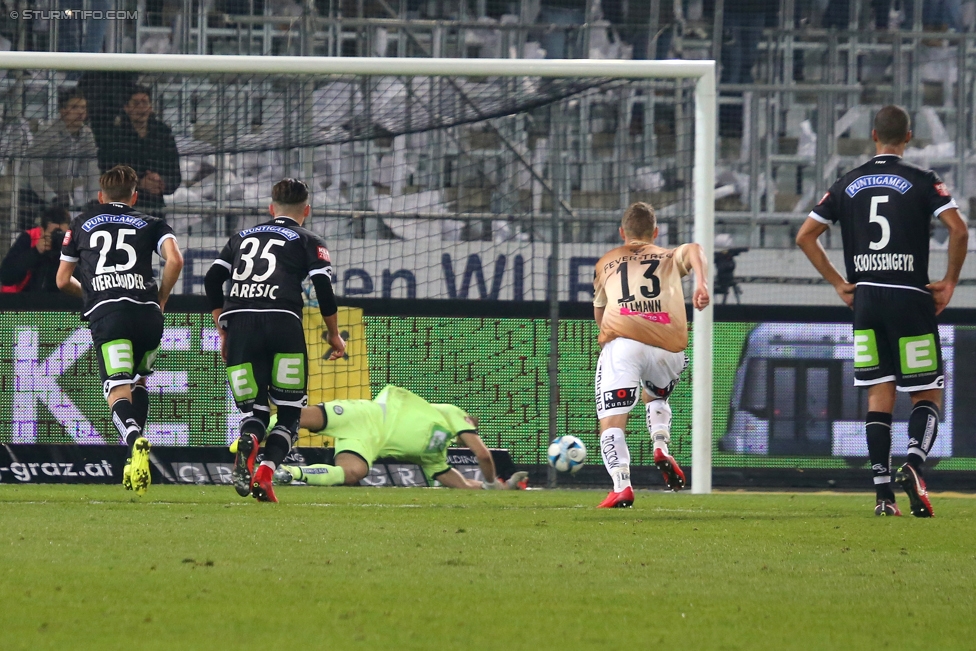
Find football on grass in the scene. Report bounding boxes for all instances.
[547,436,587,473]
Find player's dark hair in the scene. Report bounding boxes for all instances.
[272,178,310,207]
[100,165,139,201]
[127,85,152,103]
[58,88,85,110]
[621,202,657,240]
[874,105,911,146]
[40,205,70,228]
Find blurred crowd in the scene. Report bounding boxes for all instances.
[1,0,975,291]
[0,78,181,293]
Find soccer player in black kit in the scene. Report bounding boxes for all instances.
[205,179,345,503]
[55,165,184,496]
[797,106,967,517]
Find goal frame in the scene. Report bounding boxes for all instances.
[0,52,716,493]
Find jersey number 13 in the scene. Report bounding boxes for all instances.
[615,259,661,304]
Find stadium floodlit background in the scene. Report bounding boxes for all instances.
[1,0,976,487]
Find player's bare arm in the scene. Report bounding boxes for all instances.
[685,243,711,311]
[55,259,83,298]
[593,263,607,331]
[306,249,345,360]
[458,431,497,484]
[157,237,184,312]
[434,467,482,489]
[323,312,345,360]
[927,207,968,315]
[795,217,855,307]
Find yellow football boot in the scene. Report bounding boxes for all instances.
[122,460,133,491]
[130,437,152,496]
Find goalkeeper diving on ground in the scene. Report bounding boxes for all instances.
[251,385,528,490]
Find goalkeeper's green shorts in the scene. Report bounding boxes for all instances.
[324,399,385,467]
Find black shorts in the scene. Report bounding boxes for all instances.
[223,311,308,413]
[852,284,944,391]
[89,304,164,398]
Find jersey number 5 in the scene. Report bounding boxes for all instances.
[233,237,285,282]
[869,195,890,251]
[91,229,137,274]
[616,259,661,304]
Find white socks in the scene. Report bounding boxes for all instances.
[646,399,672,455]
[601,400,673,492]
[600,427,631,492]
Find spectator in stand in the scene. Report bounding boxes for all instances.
[0,206,71,293]
[602,0,652,59]
[78,72,138,152]
[603,0,697,60]
[538,0,586,59]
[22,89,100,222]
[824,0,962,30]
[720,0,777,137]
[58,0,111,53]
[98,86,181,218]
[722,0,773,85]
[917,0,963,28]
[823,0,876,28]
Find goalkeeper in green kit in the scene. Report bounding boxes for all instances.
[270,385,528,490]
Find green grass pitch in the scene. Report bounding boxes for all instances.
[2,486,975,651]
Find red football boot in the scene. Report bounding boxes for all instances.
[597,486,634,508]
[654,448,686,491]
[895,464,933,518]
[251,465,278,503]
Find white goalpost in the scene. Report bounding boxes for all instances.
[0,52,715,491]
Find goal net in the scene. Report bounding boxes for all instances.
[0,54,715,490]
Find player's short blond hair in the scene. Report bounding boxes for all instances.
[621,202,657,241]
[100,165,138,201]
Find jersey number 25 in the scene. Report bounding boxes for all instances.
[91,229,137,274]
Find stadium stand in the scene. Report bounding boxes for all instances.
[1,1,974,306]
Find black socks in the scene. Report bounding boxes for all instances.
[867,401,941,499]
[241,418,268,444]
[263,432,291,468]
[866,411,894,500]
[274,405,301,435]
[112,398,142,450]
[241,409,271,444]
[131,385,149,430]
[262,406,300,468]
[906,400,940,471]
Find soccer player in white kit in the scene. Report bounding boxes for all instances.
[593,202,710,508]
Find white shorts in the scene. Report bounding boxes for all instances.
[595,337,687,419]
